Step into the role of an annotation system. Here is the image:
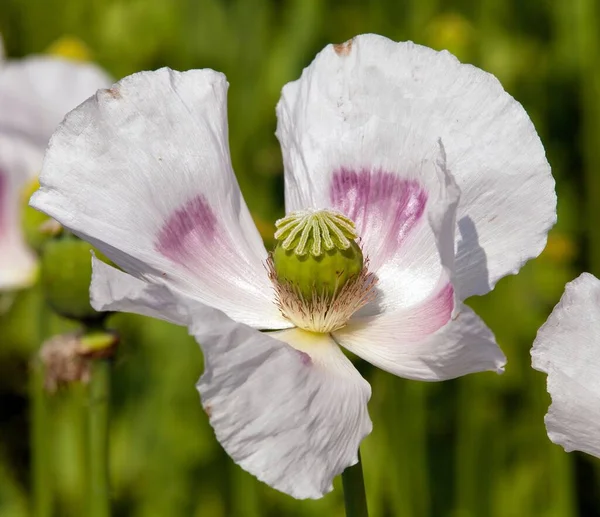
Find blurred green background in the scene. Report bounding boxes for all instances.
[1,0,599,515]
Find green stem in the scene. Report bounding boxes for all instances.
[342,450,369,517]
[455,376,487,516]
[32,289,52,517]
[87,358,111,517]
[31,359,52,517]
[405,382,429,517]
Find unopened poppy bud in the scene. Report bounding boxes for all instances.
[40,237,103,320]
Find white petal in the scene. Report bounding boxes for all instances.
[276,34,555,301]
[334,303,505,381]
[0,56,111,146]
[189,305,372,499]
[365,141,460,314]
[531,273,600,458]
[0,135,40,290]
[31,68,290,330]
[0,54,109,290]
[90,256,187,325]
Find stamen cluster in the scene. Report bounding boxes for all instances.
[274,210,357,256]
[268,256,376,333]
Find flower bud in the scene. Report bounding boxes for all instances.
[40,237,103,321]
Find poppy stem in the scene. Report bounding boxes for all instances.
[341,450,369,517]
[32,293,52,517]
[32,359,52,517]
[87,357,111,517]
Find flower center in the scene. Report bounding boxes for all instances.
[268,209,377,333]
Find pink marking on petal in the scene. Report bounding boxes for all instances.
[423,282,454,332]
[297,350,313,366]
[406,282,454,342]
[330,168,427,262]
[0,170,6,237]
[156,194,217,264]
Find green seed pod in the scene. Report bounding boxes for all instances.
[40,237,103,321]
[272,210,364,300]
[273,240,363,300]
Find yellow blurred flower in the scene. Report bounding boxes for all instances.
[541,232,577,264]
[46,35,92,62]
[425,13,474,61]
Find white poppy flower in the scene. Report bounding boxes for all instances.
[30,34,555,498]
[0,40,111,289]
[532,273,600,459]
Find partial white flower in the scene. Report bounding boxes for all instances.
[30,34,555,498]
[0,46,111,289]
[532,273,600,458]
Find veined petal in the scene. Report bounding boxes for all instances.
[276,34,555,301]
[335,166,500,382]
[0,56,111,146]
[334,303,505,381]
[90,256,187,326]
[31,68,290,329]
[364,140,460,313]
[0,135,41,289]
[532,273,600,458]
[190,304,372,499]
